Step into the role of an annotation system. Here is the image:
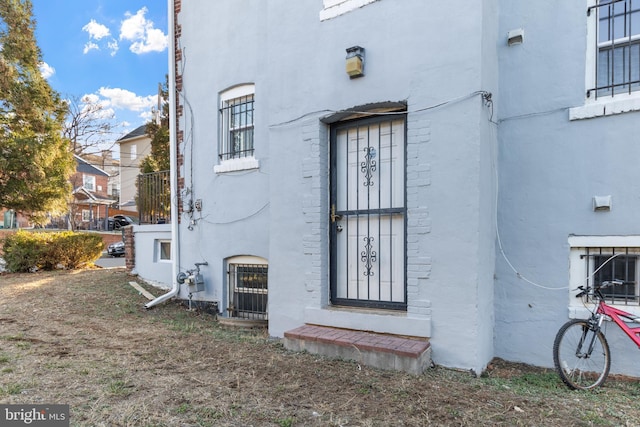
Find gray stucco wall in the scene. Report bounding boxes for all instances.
[170,0,640,377]
[174,1,270,310]
[175,0,497,374]
[495,1,640,375]
[132,224,172,286]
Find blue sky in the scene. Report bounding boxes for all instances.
[31,0,168,156]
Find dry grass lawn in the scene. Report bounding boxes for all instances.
[1,268,640,426]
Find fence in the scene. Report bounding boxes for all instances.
[137,170,171,225]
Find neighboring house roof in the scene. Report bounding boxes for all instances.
[117,124,147,142]
[72,187,114,205]
[74,154,110,177]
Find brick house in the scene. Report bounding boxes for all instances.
[70,155,114,230]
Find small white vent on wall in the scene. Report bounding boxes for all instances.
[593,195,612,211]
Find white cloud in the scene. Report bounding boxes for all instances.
[82,19,111,40]
[79,93,115,120]
[139,110,154,121]
[107,40,119,56]
[83,41,99,54]
[81,18,118,55]
[120,8,147,41]
[81,8,166,56]
[97,87,157,112]
[120,7,168,54]
[39,62,55,79]
[81,94,101,104]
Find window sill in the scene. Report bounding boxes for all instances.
[214,157,259,173]
[569,94,640,120]
[570,304,640,319]
[320,0,379,21]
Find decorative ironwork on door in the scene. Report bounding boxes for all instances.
[330,116,406,310]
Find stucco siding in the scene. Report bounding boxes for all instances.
[132,224,172,286]
[495,1,640,375]
[174,0,497,374]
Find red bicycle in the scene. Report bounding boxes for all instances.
[553,280,640,390]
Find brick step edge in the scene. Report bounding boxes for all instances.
[284,324,430,358]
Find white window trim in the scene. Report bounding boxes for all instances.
[156,239,171,263]
[227,255,267,266]
[221,84,254,102]
[568,235,640,319]
[214,157,260,173]
[226,255,269,319]
[216,84,256,173]
[571,0,640,120]
[569,94,640,120]
[83,174,95,191]
[320,0,380,21]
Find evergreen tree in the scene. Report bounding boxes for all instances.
[141,77,170,173]
[0,0,74,217]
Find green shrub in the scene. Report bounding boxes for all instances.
[1,230,104,272]
[1,231,44,272]
[52,232,105,269]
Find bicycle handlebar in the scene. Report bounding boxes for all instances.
[575,280,635,298]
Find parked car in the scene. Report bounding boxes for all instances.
[107,241,125,257]
[108,215,136,230]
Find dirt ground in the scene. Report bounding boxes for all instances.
[1,268,640,426]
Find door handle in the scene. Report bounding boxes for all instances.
[331,204,342,223]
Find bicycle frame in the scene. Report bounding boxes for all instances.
[597,300,640,348]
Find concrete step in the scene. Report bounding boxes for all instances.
[284,324,431,375]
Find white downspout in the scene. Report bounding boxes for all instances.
[146,0,180,309]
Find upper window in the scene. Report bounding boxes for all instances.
[219,85,255,161]
[130,144,137,160]
[588,0,640,99]
[83,174,95,191]
[571,1,640,118]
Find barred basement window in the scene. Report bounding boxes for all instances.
[227,262,268,320]
[584,247,640,304]
[219,85,255,161]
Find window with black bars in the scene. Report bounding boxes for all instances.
[584,247,640,304]
[589,0,640,98]
[227,263,268,320]
[219,94,254,160]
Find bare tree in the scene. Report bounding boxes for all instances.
[63,94,122,155]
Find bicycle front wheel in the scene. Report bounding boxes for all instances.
[553,319,610,390]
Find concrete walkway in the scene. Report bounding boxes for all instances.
[95,252,125,269]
